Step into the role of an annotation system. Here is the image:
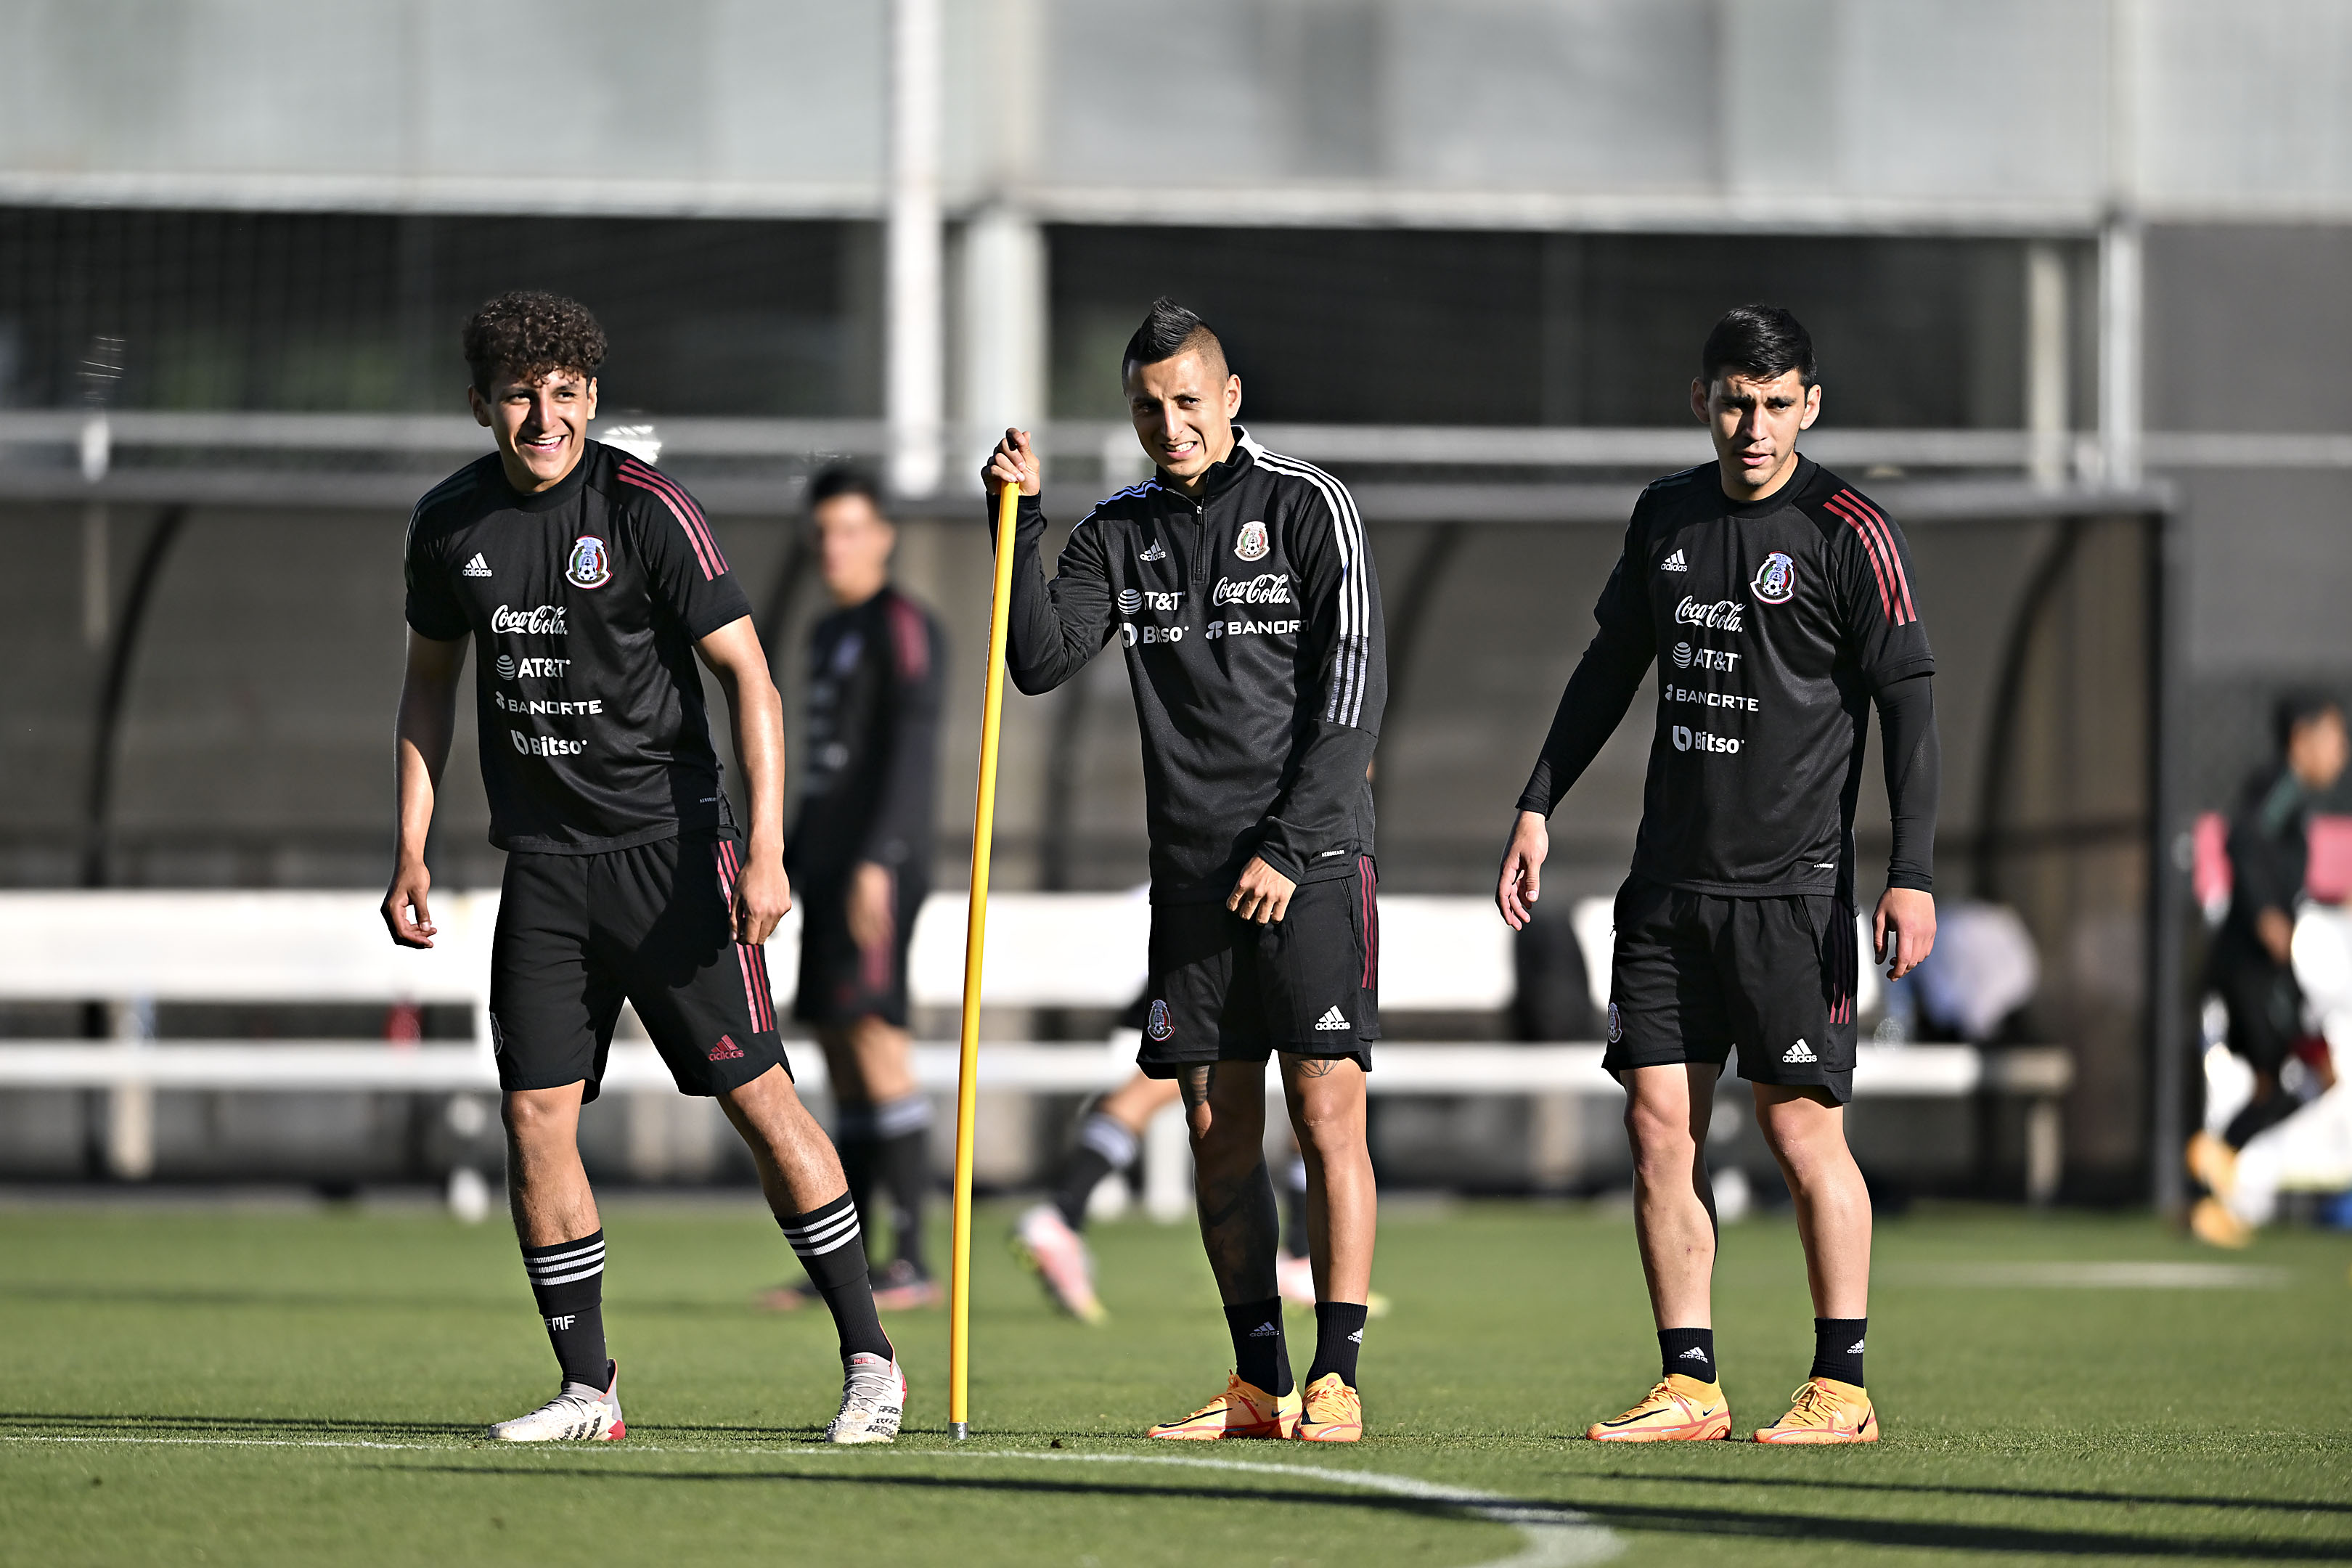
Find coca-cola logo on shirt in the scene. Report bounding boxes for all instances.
[1212,573,1293,607]
[491,603,568,635]
[1673,596,1744,632]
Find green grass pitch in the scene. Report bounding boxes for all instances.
[1,1196,2347,1565]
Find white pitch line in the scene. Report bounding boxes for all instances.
[1891,1261,2292,1289]
[0,1435,1623,1567]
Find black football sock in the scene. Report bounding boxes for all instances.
[1305,1301,1368,1389]
[1223,1297,1292,1397]
[1810,1318,1867,1387]
[520,1230,608,1392]
[778,1192,894,1362]
[1659,1326,1717,1384]
[1051,1111,1138,1230]
[1279,1153,1310,1260]
[873,1092,934,1274]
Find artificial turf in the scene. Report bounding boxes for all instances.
[0,1196,2346,1565]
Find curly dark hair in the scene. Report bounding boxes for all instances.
[462,290,607,396]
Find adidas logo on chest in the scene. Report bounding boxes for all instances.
[1661,548,1688,572]
[462,552,493,578]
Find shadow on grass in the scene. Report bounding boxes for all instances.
[0,1411,477,1440]
[1585,1466,2352,1519]
[0,1283,796,1318]
[382,1463,2352,1559]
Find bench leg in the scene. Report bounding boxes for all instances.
[2025,1095,2063,1206]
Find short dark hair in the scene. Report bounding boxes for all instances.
[1702,303,1817,389]
[2274,690,2344,754]
[807,462,884,515]
[1122,296,1227,380]
[462,290,607,397]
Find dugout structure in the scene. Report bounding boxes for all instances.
[0,438,2186,1203]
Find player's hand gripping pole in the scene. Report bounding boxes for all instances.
[950,479,1023,1440]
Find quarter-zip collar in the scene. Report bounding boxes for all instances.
[1156,425,1259,504]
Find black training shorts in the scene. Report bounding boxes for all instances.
[1605,876,1858,1103]
[489,831,790,1103]
[1138,857,1379,1079]
[791,865,927,1029]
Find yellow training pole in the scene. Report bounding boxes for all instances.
[950,478,1023,1441]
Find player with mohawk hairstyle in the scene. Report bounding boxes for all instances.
[984,298,1386,1443]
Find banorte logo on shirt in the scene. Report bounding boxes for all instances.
[491,604,568,634]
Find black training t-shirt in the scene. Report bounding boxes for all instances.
[1519,459,1934,897]
[786,585,946,886]
[404,441,753,854]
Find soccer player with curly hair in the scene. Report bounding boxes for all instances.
[385,290,905,1444]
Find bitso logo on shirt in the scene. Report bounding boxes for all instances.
[1751,551,1796,604]
[1234,520,1270,562]
[1146,1000,1174,1041]
[565,535,612,589]
[462,552,494,579]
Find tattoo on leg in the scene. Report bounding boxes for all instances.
[1178,1063,1217,1112]
[1289,1054,1343,1078]
[1197,1156,1278,1299]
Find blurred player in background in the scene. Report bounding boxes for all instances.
[1498,305,1940,1446]
[761,465,947,1311]
[2187,693,2347,1246]
[985,298,1385,1443]
[384,293,904,1445]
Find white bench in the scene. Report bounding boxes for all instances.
[0,891,2070,1202]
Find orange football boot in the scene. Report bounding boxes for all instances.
[1585,1374,1731,1442]
[1753,1378,1879,1444]
[1294,1373,1362,1442]
[1145,1373,1302,1440]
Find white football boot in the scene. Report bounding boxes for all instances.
[489,1360,624,1442]
[824,1352,906,1444]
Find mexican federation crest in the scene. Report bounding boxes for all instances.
[1146,999,1175,1042]
[566,534,613,589]
[1233,520,1270,563]
[1750,550,1796,605]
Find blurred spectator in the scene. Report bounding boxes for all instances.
[1909,902,2038,1044]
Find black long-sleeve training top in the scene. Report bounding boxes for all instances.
[992,430,1387,903]
[1517,457,1940,902]
[786,585,945,886]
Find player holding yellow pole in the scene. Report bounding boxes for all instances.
[948,480,1023,1441]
